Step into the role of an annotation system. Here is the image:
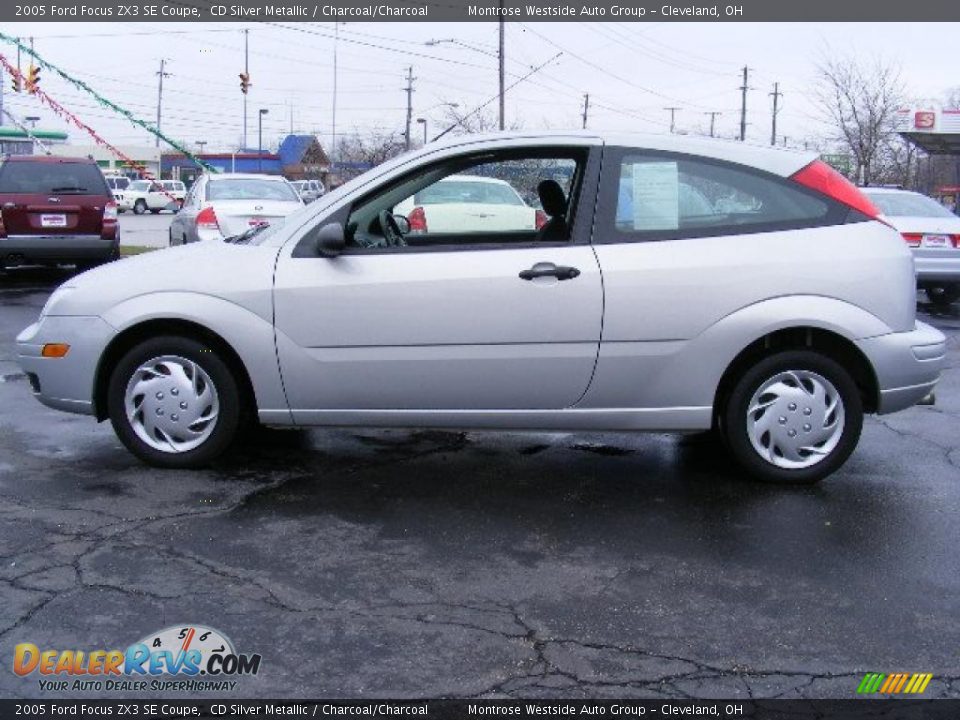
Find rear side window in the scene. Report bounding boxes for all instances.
[0,161,110,195]
[602,149,839,242]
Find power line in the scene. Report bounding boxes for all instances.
[769,82,783,146]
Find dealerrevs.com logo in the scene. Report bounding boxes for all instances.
[13,624,262,693]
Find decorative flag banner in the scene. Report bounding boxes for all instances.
[0,32,216,174]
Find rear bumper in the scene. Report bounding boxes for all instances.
[914,254,960,284]
[856,321,947,414]
[1,234,118,264]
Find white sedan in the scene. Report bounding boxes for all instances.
[168,173,304,245]
[862,187,960,306]
[393,175,545,234]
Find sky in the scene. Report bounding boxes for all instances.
[1,21,958,154]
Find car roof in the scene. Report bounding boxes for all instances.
[205,173,290,181]
[438,174,513,185]
[1,154,100,164]
[861,187,923,196]
[411,130,818,178]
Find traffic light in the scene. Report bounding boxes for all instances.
[25,64,40,94]
[239,72,251,95]
[10,71,21,93]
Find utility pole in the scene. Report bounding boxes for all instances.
[497,0,507,130]
[769,82,783,147]
[403,66,415,151]
[704,111,722,137]
[332,22,340,165]
[243,29,249,149]
[498,3,505,130]
[581,93,590,129]
[739,65,750,142]
[664,106,681,134]
[155,58,171,148]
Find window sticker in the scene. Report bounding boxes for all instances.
[631,162,679,231]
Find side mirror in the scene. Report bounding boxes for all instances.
[315,222,346,258]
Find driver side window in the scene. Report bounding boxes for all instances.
[345,152,583,251]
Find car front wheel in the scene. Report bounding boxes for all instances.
[133,199,147,215]
[722,350,863,484]
[107,336,242,468]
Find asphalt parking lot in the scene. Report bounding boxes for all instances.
[0,266,958,700]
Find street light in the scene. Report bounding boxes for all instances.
[196,140,207,154]
[258,108,269,173]
[416,118,427,146]
[25,116,40,129]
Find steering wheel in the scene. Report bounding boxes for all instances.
[379,210,407,248]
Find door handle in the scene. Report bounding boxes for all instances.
[519,264,581,281]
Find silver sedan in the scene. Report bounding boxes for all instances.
[168,173,303,245]
[17,131,946,484]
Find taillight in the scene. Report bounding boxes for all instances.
[0,211,6,238]
[196,206,219,230]
[103,200,118,222]
[407,206,427,234]
[953,235,960,248]
[901,233,922,247]
[535,209,548,230]
[790,160,883,221]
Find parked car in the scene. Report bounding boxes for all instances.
[393,174,544,234]
[0,155,118,270]
[291,179,325,204]
[104,176,130,212]
[168,173,303,245]
[123,179,186,214]
[17,132,945,484]
[862,187,960,307]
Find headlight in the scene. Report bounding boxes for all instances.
[40,286,76,319]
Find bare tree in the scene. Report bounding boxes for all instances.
[332,130,407,182]
[945,87,960,109]
[815,55,904,185]
[435,106,523,139]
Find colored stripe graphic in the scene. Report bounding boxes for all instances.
[857,672,932,694]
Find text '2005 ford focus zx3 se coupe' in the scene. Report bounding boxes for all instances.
[17,132,946,484]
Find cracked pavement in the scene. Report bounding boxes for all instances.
[1,268,959,700]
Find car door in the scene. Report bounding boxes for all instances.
[272,147,603,417]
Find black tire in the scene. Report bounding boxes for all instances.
[926,284,960,307]
[133,199,147,215]
[722,350,863,484]
[107,336,242,468]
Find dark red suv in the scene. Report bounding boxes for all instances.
[0,155,119,270]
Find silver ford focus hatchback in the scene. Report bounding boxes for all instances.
[16,132,946,483]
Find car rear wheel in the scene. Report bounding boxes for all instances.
[926,284,960,307]
[722,350,863,484]
[107,336,242,468]
[133,199,147,215]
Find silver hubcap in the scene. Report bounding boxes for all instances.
[746,370,844,470]
[124,355,219,454]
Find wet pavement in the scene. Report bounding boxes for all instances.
[0,267,958,700]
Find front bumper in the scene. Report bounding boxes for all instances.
[16,315,117,416]
[1,235,118,264]
[856,321,946,414]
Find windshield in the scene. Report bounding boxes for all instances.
[129,181,151,192]
[207,178,300,202]
[0,161,109,195]
[865,191,956,218]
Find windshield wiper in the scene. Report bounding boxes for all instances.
[224,222,270,244]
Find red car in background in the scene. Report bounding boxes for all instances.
[0,155,119,271]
